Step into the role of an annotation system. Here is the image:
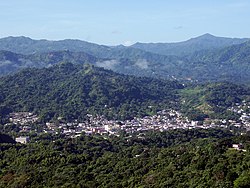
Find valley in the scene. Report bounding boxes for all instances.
[0,34,250,188]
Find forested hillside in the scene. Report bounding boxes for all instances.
[180,82,250,120]
[0,35,250,83]
[0,50,99,76]
[0,36,109,56]
[0,63,182,122]
[1,129,250,187]
[0,62,249,124]
[186,41,250,83]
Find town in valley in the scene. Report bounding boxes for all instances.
[4,101,250,144]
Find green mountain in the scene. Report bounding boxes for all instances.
[0,50,99,76]
[0,36,186,78]
[0,63,182,121]
[115,40,250,84]
[132,33,249,56]
[1,34,248,57]
[0,35,250,84]
[107,41,250,84]
[0,62,249,122]
[186,41,250,83]
[180,82,250,120]
[0,36,109,56]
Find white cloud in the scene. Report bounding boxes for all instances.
[95,60,120,70]
[135,59,149,69]
[0,60,12,66]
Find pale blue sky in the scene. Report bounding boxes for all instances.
[1,0,250,45]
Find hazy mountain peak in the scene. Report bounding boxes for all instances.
[2,36,34,43]
[195,33,216,39]
[5,36,32,40]
[132,34,249,56]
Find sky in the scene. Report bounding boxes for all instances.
[1,0,250,45]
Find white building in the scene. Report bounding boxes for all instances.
[15,136,30,144]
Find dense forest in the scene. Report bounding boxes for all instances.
[180,82,250,121]
[0,62,182,122]
[0,62,249,124]
[1,129,250,187]
[0,62,249,123]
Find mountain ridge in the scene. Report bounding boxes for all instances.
[0,63,182,121]
[132,33,249,56]
[0,34,250,84]
[1,34,248,56]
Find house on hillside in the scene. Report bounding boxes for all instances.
[232,143,246,151]
[15,136,30,144]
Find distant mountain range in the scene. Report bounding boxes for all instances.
[0,34,249,83]
[0,50,99,76]
[0,36,108,56]
[0,34,248,56]
[132,33,249,56]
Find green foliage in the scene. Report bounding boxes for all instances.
[0,50,98,76]
[1,36,250,84]
[0,129,249,187]
[0,63,182,122]
[180,83,250,120]
[234,171,250,188]
[188,41,250,84]
[0,62,249,122]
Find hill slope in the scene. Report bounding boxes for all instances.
[186,41,250,83]
[0,48,187,82]
[132,33,249,56]
[0,35,249,84]
[0,50,99,76]
[1,34,248,57]
[180,82,250,120]
[0,62,249,122]
[0,63,182,121]
[0,36,109,56]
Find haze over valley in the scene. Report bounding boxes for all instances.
[0,33,250,83]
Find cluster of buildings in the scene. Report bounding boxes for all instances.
[45,110,194,137]
[228,100,250,129]
[9,112,38,126]
[42,110,193,137]
[5,101,250,141]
